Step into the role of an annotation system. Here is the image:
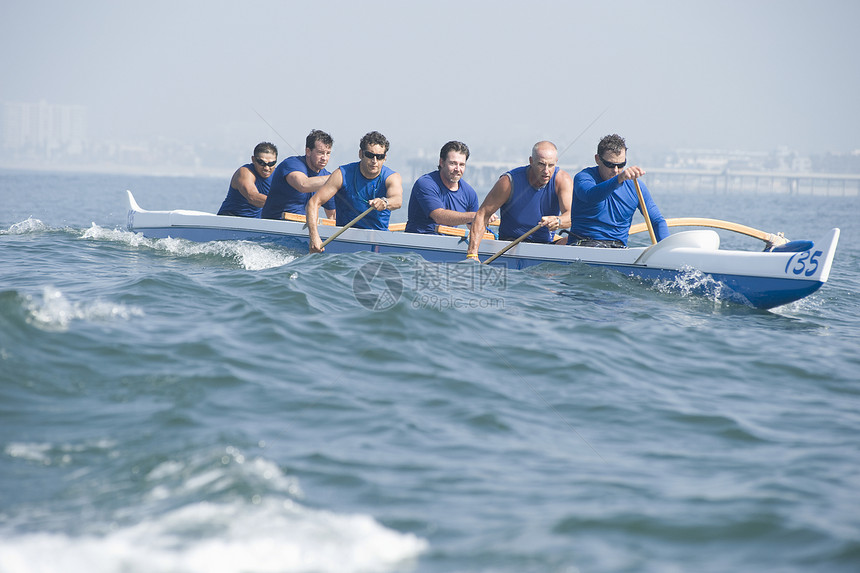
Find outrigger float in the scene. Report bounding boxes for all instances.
[125,191,840,310]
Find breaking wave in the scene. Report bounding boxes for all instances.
[0,442,428,573]
[24,286,145,331]
[81,223,297,271]
[1,216,49,235]
[647,265,740,306]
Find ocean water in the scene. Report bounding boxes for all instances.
[1,168,859,573]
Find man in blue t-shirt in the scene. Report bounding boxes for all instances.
[466,141,572,260]
[405,141,495,234]
[217,142,277,217]
[570,134,669,247]
[306,131,403,253]
[261,130,336,220]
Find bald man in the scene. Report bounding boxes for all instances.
[466,141,572,260]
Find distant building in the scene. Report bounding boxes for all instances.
[1,100,88,156]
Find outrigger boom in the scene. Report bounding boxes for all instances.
[631,217,788,249]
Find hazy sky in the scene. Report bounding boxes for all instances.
[2,0,859,165]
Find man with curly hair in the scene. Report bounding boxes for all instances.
[569,134,669,247]
[306,131,403,253]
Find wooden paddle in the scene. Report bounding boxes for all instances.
[389,221,500,231]
[320,206,375,248]
[633,178,657,245]
[387,221,492,239]
[483,223,543,264]
[283,212,335,226]
[437,225,494,240]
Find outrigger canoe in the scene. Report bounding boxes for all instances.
[125,191,840,310]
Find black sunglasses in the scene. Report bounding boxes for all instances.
[363,150,386,161]
[254,157,277,168]
[600,157,626,170]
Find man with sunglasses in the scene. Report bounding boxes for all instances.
[262,130,337,221]
[307,131,403,253]
[569,134,669,247]
[217,142,277,217]
[466,141,572,260]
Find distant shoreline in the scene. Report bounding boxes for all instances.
[0,162,232,179]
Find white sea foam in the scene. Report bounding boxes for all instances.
[81,223,297,270]
[4,442,52,464]
[1,216,48,235]
[4,439,118,466]
[0,443,427,572]
[0,494,426,573]
[650,265,732,305]
[24,286,144,331]
[770,291,824,316]
[81,223,152,247]
[143,447,306,501]
[207,240,298,271]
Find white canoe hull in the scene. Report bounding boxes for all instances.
[125,191,840,310]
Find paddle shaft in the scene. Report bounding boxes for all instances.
[320,206,375,248]
[483,223,543,264]
[634,178,657,245]
[283,212,335,226]
[389,221,501,231]
[387,221,492,239]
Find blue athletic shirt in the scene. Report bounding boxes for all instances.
[261,155,335,219]
[334,162,395,230]
[571,166,669,245]
[217,163,272,217]
[405,171,479,234]
[498,165,560,243]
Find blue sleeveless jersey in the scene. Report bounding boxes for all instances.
[261,155,334,219]
[334,162,395,230]
[217,163,271,218]
[498,165,560,243]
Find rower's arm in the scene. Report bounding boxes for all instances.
[541,169,572,231]
[285,171,330,194]
[574,170,619,204]
[468,175,511,257]
[430,208,478,227]
[370,172,403,211]
[308,169,343,253]
[233,166,268,207]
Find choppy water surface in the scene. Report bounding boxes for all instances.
[1,169,859,572]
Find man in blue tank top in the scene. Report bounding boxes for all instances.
[570,134,669,247]
[405,141,494,234]
[217,142,277,217]
[307,131,403,253]
[261,130,337,220]
[466,141,572,261]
